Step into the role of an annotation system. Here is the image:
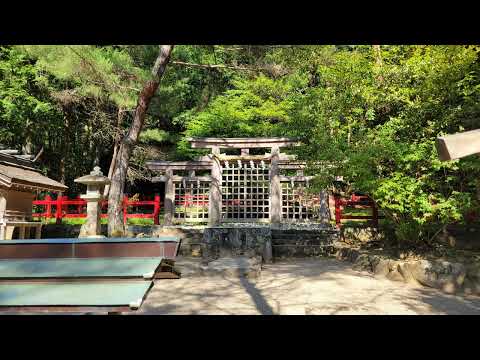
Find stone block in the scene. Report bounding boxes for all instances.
[463,278,480,295]
[403,260,466,292]
[372,258,392,277]
[385,270,405,282]
[352,254,373,272]
[341,226,383,244]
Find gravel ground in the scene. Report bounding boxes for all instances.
[137,258,480,315]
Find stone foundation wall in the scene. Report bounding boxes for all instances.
[340,226,384,244]
[41,223,340,261]
[203,225,272,261]
[152,226,204,256]
[272,228,339,258]
[340,223,480,250]
[335,245,480,295]
[203,223,340,262]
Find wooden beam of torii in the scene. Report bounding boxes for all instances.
[436,129,480,161]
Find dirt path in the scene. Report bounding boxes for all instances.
[138,258,480,315]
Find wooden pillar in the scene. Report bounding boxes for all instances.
[208,146,222,226]
[55,194,63,224]
[123,195,128,225]
[318,190,331,224]
[5,226,14,240]
[164,169,174,225]
[269,146,282,226]
[35,224,42,239]
[0,190,7,240]
[45,195,52,220]
[0,190,6,218]
[18,225,26,239]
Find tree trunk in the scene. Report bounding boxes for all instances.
[22,120,33,155]
[59,113,70,185]
[372,45,384,83]
[104,108,125,197]
[372,45,383,66]
[108,45,174,237]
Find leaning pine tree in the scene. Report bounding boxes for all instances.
[108,45,174,237]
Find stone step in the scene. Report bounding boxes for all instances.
[272,232,332,236]
[272,244,335,258]
[271,230,338,235]
[272,235,333,240]
[272,238,333,243]
[272,239,333,246]
[272,235,337,241]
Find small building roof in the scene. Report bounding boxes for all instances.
[0,151,67,192]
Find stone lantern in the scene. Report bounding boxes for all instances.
[74,166,111,238]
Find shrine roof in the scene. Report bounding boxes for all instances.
[0,150,67,192]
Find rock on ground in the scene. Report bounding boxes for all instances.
[334,245,477,295]
[401,260,466,293]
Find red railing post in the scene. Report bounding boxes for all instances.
[153,194,160,225]
[35,194,168,225]
[334,195,342,228]
[55,195,63,224]
[45,195,52,221]
[123,195,128,225]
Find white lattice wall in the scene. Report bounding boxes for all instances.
[281,181,321,221]
[221,160,270,221]
[173,180,210,223]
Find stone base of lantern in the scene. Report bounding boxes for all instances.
[79,195,104,238]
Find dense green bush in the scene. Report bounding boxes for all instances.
[179,45,480,244]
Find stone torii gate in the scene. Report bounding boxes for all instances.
[146,137,331,227]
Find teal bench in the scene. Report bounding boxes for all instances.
[0,281,153,313]
[0,237,181,260]
[0,257,164,280]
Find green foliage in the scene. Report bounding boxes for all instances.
[139,129,170,144]
[0,46,59,146]
[176,74,303,158]
[4,44,480,245]
[294,45,480,243]
[20,45,148,108]
[180,45,480,244]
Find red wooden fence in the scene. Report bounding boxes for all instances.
[33,195,161,225]
[333,194,382,228]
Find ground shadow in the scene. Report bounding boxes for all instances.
[239,276,275,315]
[138,257,480,315]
